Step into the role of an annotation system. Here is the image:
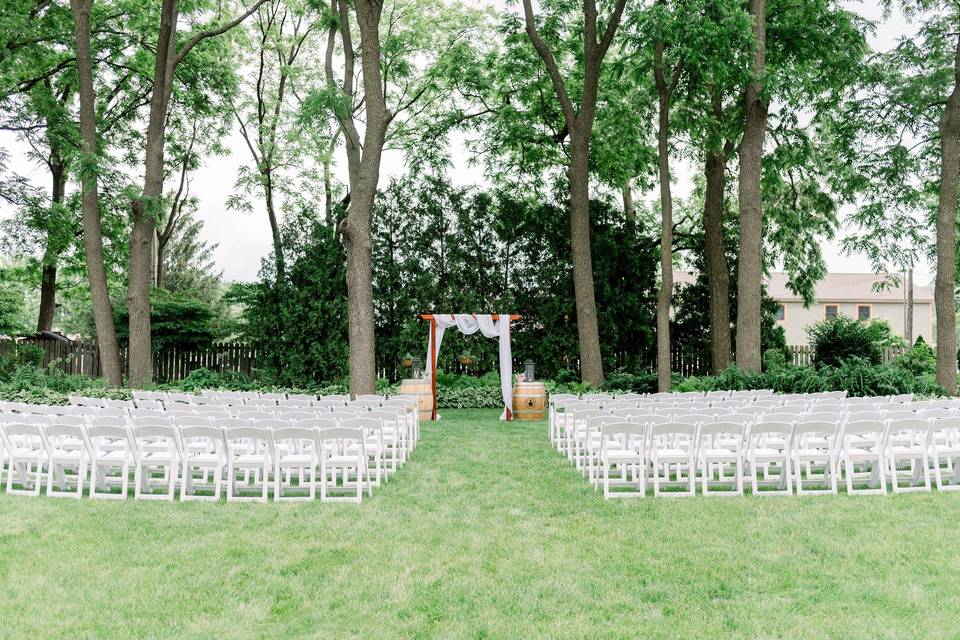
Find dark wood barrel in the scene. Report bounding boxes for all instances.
[512,382,546,420]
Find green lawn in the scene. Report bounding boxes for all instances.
[2,408,959,638]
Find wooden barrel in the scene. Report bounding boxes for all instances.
[398,379,434,417]
[512,382,546,421]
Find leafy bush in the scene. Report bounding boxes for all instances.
[0,343,43,379]
[437,385,504,409]
[602,371,657,393]
[680,361,944,398]
[806,315,884,366]
[114,289,224,351]
[892,337,936,377]
[763,348,787,371]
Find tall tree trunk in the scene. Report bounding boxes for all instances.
[338,0,388,396]
[128,0,178,386]
[935,35,960,394]
[127,0,267,385]
[37,159,67,332]
[568,126,604,386]
[70,0,123,386]
[622,179,635,225]
[736,0,767,372]
[520,0,625,387]
[704,147,732,373]
[656,90,673,392]
[264,171,285,279]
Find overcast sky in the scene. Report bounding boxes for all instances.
[1,1,924,285]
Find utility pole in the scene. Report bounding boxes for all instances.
[905,267,914,345]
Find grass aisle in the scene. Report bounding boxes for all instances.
[1,408,959,638]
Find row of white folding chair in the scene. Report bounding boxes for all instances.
[0,420,381,503]
[569,415,960,498]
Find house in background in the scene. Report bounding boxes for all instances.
[674,271,934,346]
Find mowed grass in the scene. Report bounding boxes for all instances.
[1,409,959,639]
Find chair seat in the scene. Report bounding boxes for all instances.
[602,449,643,463]
[701,448,739,459]
[278,454,313,465]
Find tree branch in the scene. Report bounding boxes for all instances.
[171,0,271,70]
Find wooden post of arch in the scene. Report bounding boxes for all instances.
[419,314,521,421]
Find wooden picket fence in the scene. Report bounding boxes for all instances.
[1,336,909,383]
[3,338,259,383]
[787,345,905,366]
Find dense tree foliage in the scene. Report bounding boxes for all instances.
[0,0,956,390]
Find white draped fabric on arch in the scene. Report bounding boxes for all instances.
[422,313,517,421]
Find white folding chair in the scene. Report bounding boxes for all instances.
[598,422,648,499]
[43,423,89,498]
[650,422,698,497]
[837,420,888,495]
[885,418,931,493]
[1,424,47,496]
[746,422,794,495]
[698,421,746,496]
[791,421,839,496]
[317,427,370,503]
[927,417,960,491]
[224,426,273,502]
[272,427,319,501]
[179,425,227,502]
[86,424,134,499]
[131,425,181,501]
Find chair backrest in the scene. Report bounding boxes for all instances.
[762,412,799,423]
[271,427,318,449]
[793,420,839,439]
[288,393,317,403]
[749,421,794,438]
[85,424,131,452]
[602,401,637,411]
[131,424,180,455]
[355,394,384,402]
[570,409,609,422]
[212,417,253,430]
[278,399,312,408]
[194,407,231,418]
[342,417,381,432]
[587,415,620,429]
[884,410,917,421]
[224,426,272,453]
[69,396,107,408]
[276,410,316,421]
[582,393,613,402]
[129,407,165,419]
[44,422,84,442]
[89,415,126,429]
[550,393,579,406]
[320,394,350,404]
[235,411,276,421]
[651,422,698,437]
[329,410,362,423]
[179,425,227,455]
[723,413,755,425]
[258,392,285,404]
[683,413,717,424]
[294,417,338,430]
[601,421,647,437]
[251,418,292,431]
[132,416,172,428]
[840,420,886,444]
[630,414,671,425]
[317,426,364,444]
[349,400,380,411]
[845,411,885,423]
[700,421,747,440]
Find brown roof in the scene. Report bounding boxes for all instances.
[673,271,933,303]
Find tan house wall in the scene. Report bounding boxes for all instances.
[776,301,934,345]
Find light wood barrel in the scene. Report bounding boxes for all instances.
[512,382,546,421]
[398,379,434,417]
